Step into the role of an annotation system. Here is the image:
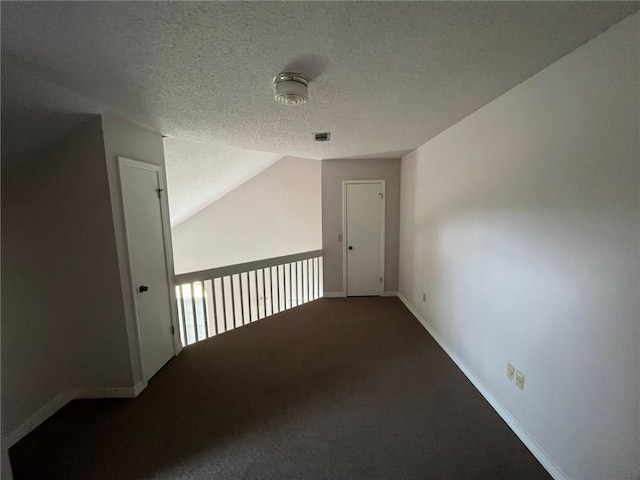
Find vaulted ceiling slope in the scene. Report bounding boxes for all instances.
[164,139,282,225]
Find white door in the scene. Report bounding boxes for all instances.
[344,181,385,296]
[119,158,175,382]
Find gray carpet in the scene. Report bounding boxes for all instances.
[10,297,552,479]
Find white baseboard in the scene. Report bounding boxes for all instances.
[322,292,345,298]
[76,381,147,399]
[132,380,148,396]
[4,381,147,448]
[323,292,397,298]
[397,292,569,480]
[5,388,77,448]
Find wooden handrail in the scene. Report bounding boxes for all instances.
[174,249,323,285]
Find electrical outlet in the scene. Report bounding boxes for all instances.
[506,363,515,381]
[422,292,426,302]
[515,370,525,390]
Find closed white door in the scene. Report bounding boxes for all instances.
[344,181,385,296]
[119,158,175,382]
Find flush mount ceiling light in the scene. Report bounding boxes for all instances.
[273,72,309,106]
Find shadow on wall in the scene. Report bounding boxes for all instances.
[1,112,97,175]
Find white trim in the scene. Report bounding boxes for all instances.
[322,291,346,298]
[175,250,323,285]
[132,380,148,397]
[118,157,160,172]
[342,182,347,296]
[76,382,148,399]
[118,157,179,382]
[379,182,386,295]
[397,292,569,480]
[342,180,386,297]
[4,381,147,448]
[156,168,183,356]
[5,389,77,447]
[322,291,395,298]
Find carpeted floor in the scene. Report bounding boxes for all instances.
[10,297,551,479]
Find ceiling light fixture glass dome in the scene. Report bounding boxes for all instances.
[273,72,309,106]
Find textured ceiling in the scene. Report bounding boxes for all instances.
[2,2,638,220]
[1,56,107,173]
[164,139,281,225]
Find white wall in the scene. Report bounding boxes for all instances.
[399,13,639,480]
[1,117,131,441]
[322,158,401,294]
[171,156,322,274]
[101,113,180,384]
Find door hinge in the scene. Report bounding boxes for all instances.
[170,325,175,335]
[379,192,384,200]
[156,188,164,198]
[380,276,383,283]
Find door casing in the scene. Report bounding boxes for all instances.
[118,157,179,383]
[342,180,386,297]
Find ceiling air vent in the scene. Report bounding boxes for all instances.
[314,132,331,142]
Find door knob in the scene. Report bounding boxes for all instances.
[348,246,353,250]
[139,285,149,293]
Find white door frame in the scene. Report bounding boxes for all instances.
[342,180,386,297]
[118,157,180,383]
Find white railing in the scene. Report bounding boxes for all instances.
[174,250,323,346]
